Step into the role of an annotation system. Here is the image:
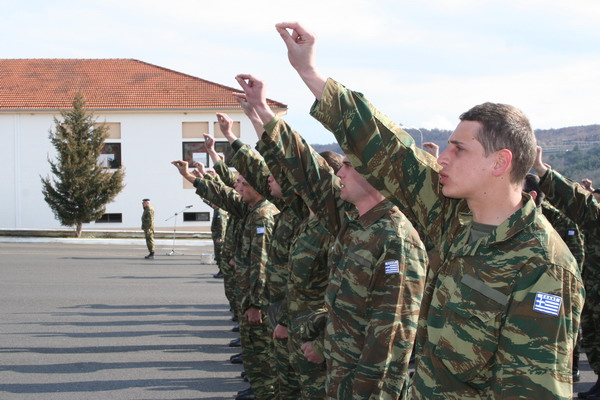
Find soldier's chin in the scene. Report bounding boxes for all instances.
[440,185,461,200]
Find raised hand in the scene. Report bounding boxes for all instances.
[216,113,234,138]
[533,146,550,177]
[423,142,440,158]
[203,133,216,151]
[275,22,326,99]
[171,160,190,176]
[235,74,275,125]
[275,22,316,74]
[171,160,196,183]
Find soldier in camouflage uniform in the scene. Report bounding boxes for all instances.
[534,148,600,399]
[233,102,343,399]
[523,174,586,269]
[211,157,244,319]
[211,207,228,271]
[208,113,306,399]
[274,22,585,399]
[524,173,587,382]
[172,159,279,400]
[141,198,155,259]
[235,74,428,399]
[206,201,228,277]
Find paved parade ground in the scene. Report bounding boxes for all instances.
[0,240,597,399]
[0,240,246,400]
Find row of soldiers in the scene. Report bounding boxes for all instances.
[172,22,598,400]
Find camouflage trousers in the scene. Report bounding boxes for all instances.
[213,241,223,266]
[581,286,600,374]
[288,327,326,399]
[240,315,276,399]
[325,357,405,400]
[220,259,236,314]
[144,229,154,253]
[271,334,301,399]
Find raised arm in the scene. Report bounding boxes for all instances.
[171,160,246,219]
[275,22,327,100]
[235,74,345,235]
[233,94,306,216]
[311,78,451,248]
[534,146,599,235]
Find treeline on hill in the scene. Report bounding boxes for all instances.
[312,124,600,184]
[546,145,600,184]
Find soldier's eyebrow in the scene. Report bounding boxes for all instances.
[448,139,466,147]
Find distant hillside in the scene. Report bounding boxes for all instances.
[312,124,600,183]
[546,145,600,184]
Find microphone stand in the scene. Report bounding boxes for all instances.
[164,205,192,256]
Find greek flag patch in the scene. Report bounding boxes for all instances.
[384,260,400,274]
[533,292,562,316]
[568,230,575,236]
[256,227,265,234]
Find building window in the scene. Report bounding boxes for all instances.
[182,122,209,138]
[99,143,122,169]
[183,212,210,222]
[182,142,230,167]
[96,213,123,223]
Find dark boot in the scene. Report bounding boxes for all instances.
[579,377,600,399]
[573,350,581,382]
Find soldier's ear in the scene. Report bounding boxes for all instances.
[491,149,512,178]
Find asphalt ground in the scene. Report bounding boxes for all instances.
[0,241,246,400]
[0,240,597,399]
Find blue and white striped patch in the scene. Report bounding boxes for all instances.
[533,292,562,316]
[384,260,400,274]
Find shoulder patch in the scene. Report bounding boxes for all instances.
[384,260,400,274]
[256,227,265,234]
[533,292,562,316]
[567,230,575,236]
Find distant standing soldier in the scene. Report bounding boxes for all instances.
[211,205,228,278]
[141,198,155,259]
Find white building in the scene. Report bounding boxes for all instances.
[0,59,287,232]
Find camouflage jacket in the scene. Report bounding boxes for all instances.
[540,168,599,288]
[141,205,154,230]
[229,141,304,316]
[211,207,229,242]
[193,176,278,310]
[262,117,428,399]
[213,159,237,188]
[311,78,585,399]
[541,200,585,272]
[284,214,333,329]
[201,174,243,268]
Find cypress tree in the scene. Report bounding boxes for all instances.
[41,93,125,237]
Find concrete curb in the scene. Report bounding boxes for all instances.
[0,236,213,246]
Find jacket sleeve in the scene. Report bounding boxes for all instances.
[244,208,276,310]
[213,159,237,188]
[256,139,308,219]
[540,168,600,237]
[193,176,246,220]
[309,78,454,248]
[261,116,345,236]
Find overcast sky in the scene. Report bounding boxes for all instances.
[3,0,600,144]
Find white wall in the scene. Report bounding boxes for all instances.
[0,109,258,231]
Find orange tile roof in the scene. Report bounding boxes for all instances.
[0,59,287,111]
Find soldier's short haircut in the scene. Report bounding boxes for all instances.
[523,173,544,206]
[319,151,344,174]
[460,102,536,184]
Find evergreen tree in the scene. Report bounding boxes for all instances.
[40,93,125,237]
